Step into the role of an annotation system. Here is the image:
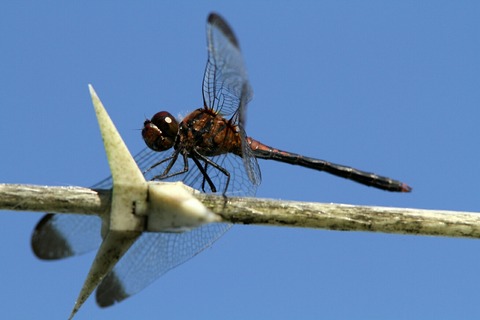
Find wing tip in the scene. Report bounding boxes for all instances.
[207,12,240,49]
[96,272,129,308]
[31,214,74,260]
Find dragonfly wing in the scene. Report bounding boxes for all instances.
[31,213,102,260]
[96,223,231,307]
[202,13,253,118]
[238,82,261,186]
[31,148,165,260]
[31,141,255,259]
[94,149,254,305]
[30,175,114,260]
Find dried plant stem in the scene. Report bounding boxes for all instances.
[2,183,480,239]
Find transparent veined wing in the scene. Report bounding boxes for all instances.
[30,147,238,308]
[202,13,253,119]
[31,177,110,259]
[95,223,230,306]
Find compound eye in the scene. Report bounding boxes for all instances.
[150,111,179,139]
[142,111,179,152]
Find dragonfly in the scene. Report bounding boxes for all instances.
[31,13,411,309]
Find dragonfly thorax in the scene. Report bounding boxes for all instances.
[176,108,243,157]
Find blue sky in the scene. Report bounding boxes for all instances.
[1,2,480,319]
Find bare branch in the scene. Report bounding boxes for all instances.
[0,184,110,216]
[2,183,480,239]
[200,195,480,239]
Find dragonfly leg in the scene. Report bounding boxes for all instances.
[150,152,189,181]
[193,150,230,196]
[143,153,177,175]
[191,156,216,193]
[201,162,209,192]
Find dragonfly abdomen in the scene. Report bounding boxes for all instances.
[248,138,411,192]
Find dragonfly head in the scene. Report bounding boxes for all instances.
[142,111,179,151]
